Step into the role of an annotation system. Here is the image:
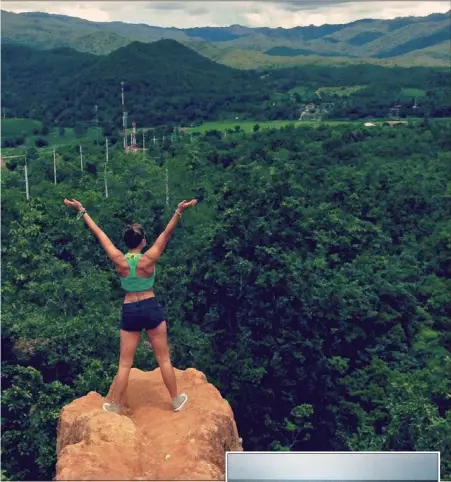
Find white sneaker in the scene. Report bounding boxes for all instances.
[172,393,188,412]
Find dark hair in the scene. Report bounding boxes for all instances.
[124,223,146,249]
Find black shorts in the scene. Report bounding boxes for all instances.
[119,297,166,332]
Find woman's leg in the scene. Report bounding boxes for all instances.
[146,321,178,398]
[110,329,141,406]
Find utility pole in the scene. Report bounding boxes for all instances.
[104,164,109,199]
[105,138,109,199]
[79,145,83,172]
[53,148,57,184]
[165,168,169,208]
[95,105,99,146]
[142,130,145,159]
[24,154,30,200]
[24,164,30,200]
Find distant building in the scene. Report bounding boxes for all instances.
[364,122,376,127]
[299,102,333,121]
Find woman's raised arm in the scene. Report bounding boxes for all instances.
[63,198,125,265]
[143,199,197,264]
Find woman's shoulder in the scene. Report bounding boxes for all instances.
[133,253,154,273]
[113,252,129,276]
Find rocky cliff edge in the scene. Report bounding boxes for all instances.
[55,367,242,480]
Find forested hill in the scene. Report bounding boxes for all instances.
[1,40,264,127]
[2,9,450,68]
[2,40,451,129]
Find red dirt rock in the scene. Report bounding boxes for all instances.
[55,368,242,480]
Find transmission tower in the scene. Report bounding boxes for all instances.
[121,81,128,150]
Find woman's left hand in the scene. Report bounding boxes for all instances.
[177,199,197,212]
[64,198,84,212]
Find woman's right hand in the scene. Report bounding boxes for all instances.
[64,198,84,212]
[177,199,197,212]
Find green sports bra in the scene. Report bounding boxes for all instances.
[119,253,156,292]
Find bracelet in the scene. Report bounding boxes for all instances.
[175,209,182,218]
[76,208,87,220]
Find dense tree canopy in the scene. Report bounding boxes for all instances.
[2,120,451,480]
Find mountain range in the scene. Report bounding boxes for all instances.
[1,10,450,69]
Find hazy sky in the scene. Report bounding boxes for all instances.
[2,1,451,28]
[227,453,439,480]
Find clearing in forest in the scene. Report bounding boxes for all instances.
[317,85,364,96]
[401,87,427,98]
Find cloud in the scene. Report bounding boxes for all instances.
[279,1,356,13]
[2,1,450,28]
[188,8,209,17]
[143,2,185,12]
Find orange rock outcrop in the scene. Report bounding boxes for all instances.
[55,368,242,480]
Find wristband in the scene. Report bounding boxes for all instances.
[77,208,87,220]
[175,209,182,218]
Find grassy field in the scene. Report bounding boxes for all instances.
[1,118,43,137]
[317,85,365,97]
[1,118,100,148]
[401,88,427,98]
[185,117,451,133]
[187,119,363,133]
[288,86,313,96]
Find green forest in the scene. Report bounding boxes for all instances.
[2,40,451,133]
[2,119,450,480]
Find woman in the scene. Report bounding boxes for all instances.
[63,197,197,414]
